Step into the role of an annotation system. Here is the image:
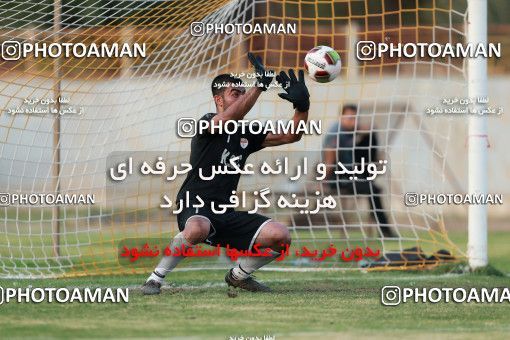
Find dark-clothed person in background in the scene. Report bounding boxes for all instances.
[323,104,396,238]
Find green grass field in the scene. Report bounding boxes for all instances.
[0,231,509,339]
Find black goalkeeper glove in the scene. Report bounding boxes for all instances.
[248,52,274,91]
[276,69,310,112]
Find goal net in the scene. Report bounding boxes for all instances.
[0,0,468,278]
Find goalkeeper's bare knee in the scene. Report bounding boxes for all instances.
[182,216,211,244]
[256,221,291,251]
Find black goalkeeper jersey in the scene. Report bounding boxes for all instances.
[176,113,268,205]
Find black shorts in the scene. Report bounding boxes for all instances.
[177,207,271,251]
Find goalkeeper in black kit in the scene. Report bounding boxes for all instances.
[142,53,311,294]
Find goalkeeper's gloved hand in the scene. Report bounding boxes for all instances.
[248,52,274,91]
[276,69,310,112]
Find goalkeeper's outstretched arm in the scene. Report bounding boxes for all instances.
[262,69,310,147]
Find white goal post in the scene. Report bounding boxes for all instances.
[467,0,489,269]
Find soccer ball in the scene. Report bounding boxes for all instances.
[304,45,342,83]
